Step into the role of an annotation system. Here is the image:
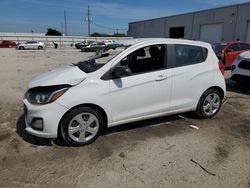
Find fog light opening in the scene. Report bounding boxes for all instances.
[31,118,44,131]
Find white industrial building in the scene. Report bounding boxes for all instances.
[128,2,250,43]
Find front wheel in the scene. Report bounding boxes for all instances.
[38,46,43,50]
[195,89,222,119]
[59,107,104,146]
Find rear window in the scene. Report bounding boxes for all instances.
[228,44,240,51]
[174,44,208,68]
[212,43,227,53]
[239,43,250,50]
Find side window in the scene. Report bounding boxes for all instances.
[228,44,240,51]
[239,43,250,50]
[174,44,207,67]
[119,44,166,74]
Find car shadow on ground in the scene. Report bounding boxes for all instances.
[16,114,53,146]
[16,113,184,146]
[225,78,250,95]
[102,115,182,136]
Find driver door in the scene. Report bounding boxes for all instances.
[108,44,172,124]
[225,44,241,67]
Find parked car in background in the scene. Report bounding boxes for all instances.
[231,51,250,86]
[218,60,225,75]
[81,42,106,52]
[75,40,94,49]
[16,41,45,50]
[0,40,16,48]
[23,38,225,146]
[212,41,250,68]
[106,43,123,50]
[103,39,115,45]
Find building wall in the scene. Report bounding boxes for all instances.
[129,2,250,42]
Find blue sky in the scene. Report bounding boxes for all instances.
[0,0,248,35]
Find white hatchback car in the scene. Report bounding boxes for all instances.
[17,41,45,50]
[231,51,250,86]
[23,39,226,146]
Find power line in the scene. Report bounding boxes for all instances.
[92,22,127,32]
[83,5,127,35]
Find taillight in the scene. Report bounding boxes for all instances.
[218,61,225,75]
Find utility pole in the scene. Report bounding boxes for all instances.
[84,5,92,36]
[64,9,67,36]
[61,22,63,35]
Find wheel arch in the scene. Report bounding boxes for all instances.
[58,103,108,136]
[196,85,225,110]
[206,86,225,99]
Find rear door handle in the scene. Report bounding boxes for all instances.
[155,75,168,81]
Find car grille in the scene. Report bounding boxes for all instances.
[239,60,250,70]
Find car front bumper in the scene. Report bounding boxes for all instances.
[23,99,69,138]
[231,74,250,83]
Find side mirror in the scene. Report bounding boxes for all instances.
[225,49,233,53]
[112,66,132,78]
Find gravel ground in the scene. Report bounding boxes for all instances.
[0,47,249,188]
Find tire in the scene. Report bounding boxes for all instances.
[236,81,250,89]
[38,46,43,50]
[59,107,104,146]
[19,46,24,50]
[195,89,222,119]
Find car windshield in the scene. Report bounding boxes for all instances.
[76,48,125,73]
[212,43,227,53]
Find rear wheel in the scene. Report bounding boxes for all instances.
[59,107,104,146]
[38,46,43,50]
[19,46,24,50]
[195,89,222,119]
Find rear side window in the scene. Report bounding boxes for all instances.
[228,44,240,51]
[174,44,208,67]
[239,43,250,50]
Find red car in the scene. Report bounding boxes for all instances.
[212,41,250,68]
[218,60,225,75]
[0,40,16,48]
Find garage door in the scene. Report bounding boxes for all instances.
[246,21,250,42]
[200,24,223,43]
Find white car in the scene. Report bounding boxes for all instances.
[23,38,226,146]
[17,41,45,50]
[103,39,115,45]
[231,51,250,86]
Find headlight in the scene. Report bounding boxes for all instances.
[25,85,71,105]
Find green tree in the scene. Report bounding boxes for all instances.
[45,28,62,36]
[90,32,127,37]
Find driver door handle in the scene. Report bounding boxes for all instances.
[155,75,168,81]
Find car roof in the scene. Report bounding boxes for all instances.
[122,38,212,48]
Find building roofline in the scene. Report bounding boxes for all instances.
[129,1,250,25]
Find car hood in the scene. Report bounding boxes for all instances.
[28,66,86,88]
[239,51,250,59]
